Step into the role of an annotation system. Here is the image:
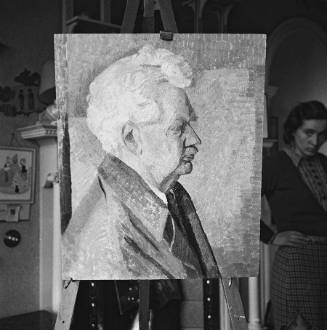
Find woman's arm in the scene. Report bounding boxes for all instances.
[260,220,275,244]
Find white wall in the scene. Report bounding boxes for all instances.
[0,0,60,318]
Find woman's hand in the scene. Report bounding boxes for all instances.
[271,231,310,247]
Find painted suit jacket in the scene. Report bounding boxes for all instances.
[62,154,219,280]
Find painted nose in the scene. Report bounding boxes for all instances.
[185,124,201,146]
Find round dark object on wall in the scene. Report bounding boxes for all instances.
[4,230,21,248]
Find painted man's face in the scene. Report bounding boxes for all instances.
[138,83,201,189]
[293,119,327,157]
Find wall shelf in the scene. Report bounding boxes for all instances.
[16,123,57,140]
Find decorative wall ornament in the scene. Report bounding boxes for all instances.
[0,146,36,204]
[0,69,43,117]
[14,69,41,87]
[3,229,21,247]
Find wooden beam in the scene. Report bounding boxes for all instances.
[139,281,151,330]
[121,0,142,33]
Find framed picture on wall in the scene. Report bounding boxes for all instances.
[0,146,36,204]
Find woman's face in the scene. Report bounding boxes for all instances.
[293,119,327,157]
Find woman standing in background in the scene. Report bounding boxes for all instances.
[262,101,327,330]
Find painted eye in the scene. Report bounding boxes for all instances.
[169,122,185,136]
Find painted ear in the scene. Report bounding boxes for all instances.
[122,121,142,155]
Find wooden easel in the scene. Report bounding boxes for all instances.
[55,277,247,330]
[55,1,248,329]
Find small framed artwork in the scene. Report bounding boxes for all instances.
[0,146,36,204]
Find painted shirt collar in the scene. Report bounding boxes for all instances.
[147,183,168,205]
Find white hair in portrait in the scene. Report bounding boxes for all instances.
[86,44,194,155]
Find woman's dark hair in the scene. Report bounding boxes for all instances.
[283,100,327,144]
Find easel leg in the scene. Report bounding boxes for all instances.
[121,0,142,33]
[139,280,151,330]
[220,277,248,330]
[157,0,178,32]
[54,280,80,330]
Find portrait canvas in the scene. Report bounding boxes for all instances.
[55,34,266,279]
[0,146,35,203]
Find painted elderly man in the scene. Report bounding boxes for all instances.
[62,45,219,279]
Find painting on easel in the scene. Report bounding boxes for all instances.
[55,34,266,280]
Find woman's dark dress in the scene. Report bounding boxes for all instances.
[262,150,327,330]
